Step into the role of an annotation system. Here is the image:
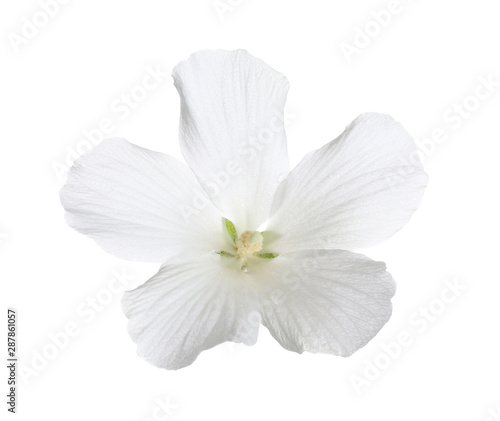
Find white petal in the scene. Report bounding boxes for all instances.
[256,250,395,356]
[60,138,226,263]
[122,254,260,369]
[266,113,428,253]
[173,50,290,231]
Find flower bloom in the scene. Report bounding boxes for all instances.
[60,50,427,369]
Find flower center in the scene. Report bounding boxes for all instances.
[235,231,263,258]
[216,219,278,271]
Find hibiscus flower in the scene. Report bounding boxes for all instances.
[60,50,427,369]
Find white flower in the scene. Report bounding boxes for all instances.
[60,49,427,370]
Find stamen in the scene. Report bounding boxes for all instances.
[235,230,264,258]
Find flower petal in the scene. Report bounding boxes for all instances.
[60,138,226,263]
[173,50,290,231]
[256,250,395,356]
[266,113,428,253]
[122,254,261,369]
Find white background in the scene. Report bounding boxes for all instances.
[1,0,499,420]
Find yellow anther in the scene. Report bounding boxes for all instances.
[235,231,263,258]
